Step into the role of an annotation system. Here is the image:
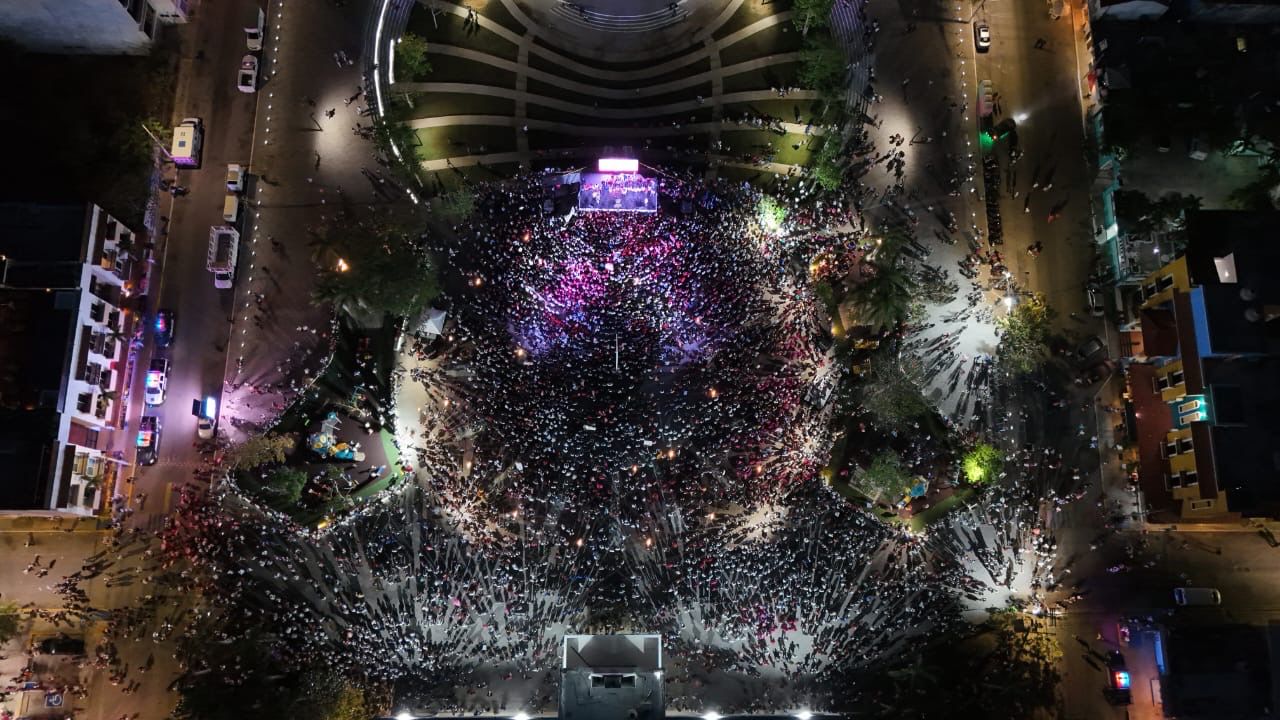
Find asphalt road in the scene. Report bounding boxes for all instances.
[124,0,266,532]
[972,0,1097,334]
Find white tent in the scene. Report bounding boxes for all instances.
[420,308,448,338]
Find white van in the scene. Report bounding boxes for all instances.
[222,195,240,224]
[1173,587,1221,606]
[171,117,203,168]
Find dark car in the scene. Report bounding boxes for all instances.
[154,308,175,347]
[974,22,991,52]
[136,415,161,466]
[1075,335,1107,367]
[36,635,86,656]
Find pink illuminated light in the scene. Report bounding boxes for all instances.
[598,158,639,173]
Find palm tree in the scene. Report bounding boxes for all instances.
[851,260,915,333]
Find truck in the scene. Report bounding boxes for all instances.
[207,226,240,289]
[171,117,203,168]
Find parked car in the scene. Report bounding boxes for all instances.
[197,416,216,440]
[1075,335,1107,367]
[974,23,991,52]
[197,396,217,440]
[1174,587,1222,606]
[137,415,161,465]
[225,163,245,192]
[153,309,175,347]
[1086,285,1105,317]
[245,8,265,51]
[237,55,259,93]
[35,635,86,656]
[144,358,168,406]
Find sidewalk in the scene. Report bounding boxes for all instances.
[219,0,379,444]
[857,0,1001,424]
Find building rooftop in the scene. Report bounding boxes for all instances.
[1203,357,1280,515]
[0,202,92,264]
[1162,623,1274,719]
[561,635,663,720]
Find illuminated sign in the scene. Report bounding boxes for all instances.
[598,158,638,173]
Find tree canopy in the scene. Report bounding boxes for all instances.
[996,293,1053,374]
[313,215,441,319]
[791,0,833,33]
[962,442,1003,485]
[855,450,915,504]
[850,260,916,334]
[797,34,847,98]
[858,350,930,430]
[1114,189,1201,236]
[436,188,476,223]
[393,33,432,82]
[227,433,295,471]
[0,601,21,644]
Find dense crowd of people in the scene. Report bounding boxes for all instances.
[55,174,965,714]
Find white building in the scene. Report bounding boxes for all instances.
[0,203,140,515]
[0,0,191,55]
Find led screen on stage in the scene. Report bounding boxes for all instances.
[577,172,658,213]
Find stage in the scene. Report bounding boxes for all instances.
[577,172,659,213]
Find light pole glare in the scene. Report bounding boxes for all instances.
[395,713,413,720]
[705,712,722,720]
[797,712,814,720]
[513,713,531,720]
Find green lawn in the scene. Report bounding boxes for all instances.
[909,487,975,532]
[407,10,520,62]
[532,35,699,71]
[722,61,800,94]
[525,104,714,127]
[525,78,713,110]
[412,125,517,161]
[403,92,515,119]
[527,52,711,90]
[721,97,824,124]
[422,51,517,88]
[720,128,815,165]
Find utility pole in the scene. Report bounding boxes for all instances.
[140,122,173,160]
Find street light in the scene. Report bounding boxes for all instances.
[513,713,531,720]
[395,713,413,720]
[336,257,350,272]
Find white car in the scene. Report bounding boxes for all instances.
[245,8,265,51]
[226,163,245,192]
[196,396,218,440]
[237,55,259,93]
[197,415,216,440]
[144,358,168,406]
